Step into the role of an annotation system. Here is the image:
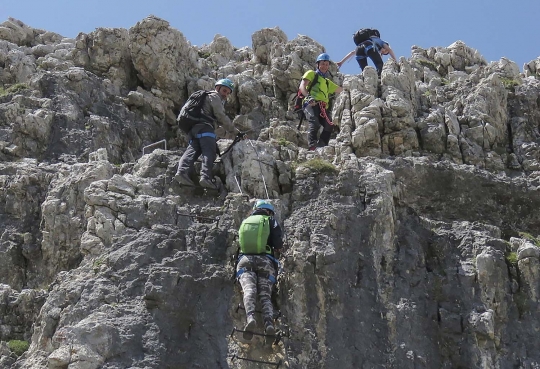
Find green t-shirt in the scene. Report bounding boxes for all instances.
[302,70,339,104]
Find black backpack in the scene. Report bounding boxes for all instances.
[176,90,211,133]
[353,28,380,46]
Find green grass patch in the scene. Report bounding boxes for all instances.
[506,251,518,266]
[501,77,520,90]
[298,158,338,174]
[197,51,211,59]
[277,138,292,146]
[518,232,540,247]
[93,256,108,273]
[418,59,438,72]
[8,340,30,356]
[0,83,29,97]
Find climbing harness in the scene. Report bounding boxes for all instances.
[248,139,270,199]
[232,253,282,282]
[230,354,282,368]
[193,132,216,140]
[184,131,219,150]
[297,97,335,131]
[363,40,375,54]
[236,266,277,283]
[294,73,320,130]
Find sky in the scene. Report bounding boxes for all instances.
[2,0,539,75]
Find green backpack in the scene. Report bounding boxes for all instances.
[238,214,271,254]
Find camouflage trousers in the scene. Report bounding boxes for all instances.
[237,254,277,322]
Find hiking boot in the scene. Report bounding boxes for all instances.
[264,319,275,345]
[264,319,275,336]
[243,314,256,340]
[199,176,220,190]
[174,172,195,186]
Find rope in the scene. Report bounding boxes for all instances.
[318,101,333,126]
[248,139,270,199]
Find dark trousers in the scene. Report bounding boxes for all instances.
[304,104,332,148]
[356,45,384,75]
[177,134,216,180]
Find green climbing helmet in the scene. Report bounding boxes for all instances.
[254,199,275,213]
[215,78,234,92]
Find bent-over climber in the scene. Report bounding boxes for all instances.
[337,29,397,76]
[236,200,283,340]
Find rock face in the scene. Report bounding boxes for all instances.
[0,16,540,369]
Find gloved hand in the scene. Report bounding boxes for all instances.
[236,131,247,140]
[304,95,316,107]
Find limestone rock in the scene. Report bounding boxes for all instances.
[1,15,540,369]
[251,27,287,66]
[72,27,137,94]
[524,57,540,78]
[0,341,16,367]
[517,239,540,260]
[129,16,199,105]
[0,18,35,47]
[0,284,46,341]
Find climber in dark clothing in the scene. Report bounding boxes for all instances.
[174,78,235,190]
[338,36,397,76]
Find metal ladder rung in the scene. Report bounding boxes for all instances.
[230,354,282,368]
[142,139,167,155]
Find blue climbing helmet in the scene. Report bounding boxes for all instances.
[316,53,331,63]
[254,199,275,213]
[215,78,234,92]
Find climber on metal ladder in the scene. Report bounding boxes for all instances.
[235,199,283,343]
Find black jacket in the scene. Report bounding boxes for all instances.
[251,209,283,251]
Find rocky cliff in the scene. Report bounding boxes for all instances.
[0,16,539,369]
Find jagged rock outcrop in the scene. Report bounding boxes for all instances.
[0,285,46,341]
[1,15,540,369]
